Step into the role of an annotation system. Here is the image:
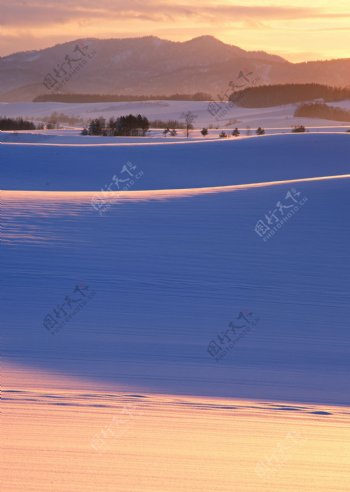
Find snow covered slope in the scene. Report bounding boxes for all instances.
[1,100,350,128]
[1,133,350,405]
[1,133,350,192]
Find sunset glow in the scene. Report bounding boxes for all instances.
[0,0,349,60]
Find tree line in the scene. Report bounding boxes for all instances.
[84,114,150,136]
[33,92,211,103]
[295,102,350,122]
[229,83,350,108]
[0,117,36,131]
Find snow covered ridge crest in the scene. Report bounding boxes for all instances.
[91,161,144,215]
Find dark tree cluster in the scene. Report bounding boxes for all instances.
[0,117,36,131]
[87,117,106,135]
[294,102,350,122]
[86,114,150,136]
[292,125,306,133]
[229,84,350,108]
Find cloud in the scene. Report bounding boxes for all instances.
[0,1,349,27]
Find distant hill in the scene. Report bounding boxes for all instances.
[0,36,350,102]
[230,84,350,108]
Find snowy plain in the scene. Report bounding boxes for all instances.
[0,99,349,132]
[2,129,350,491]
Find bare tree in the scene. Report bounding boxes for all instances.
[182,111,197,138]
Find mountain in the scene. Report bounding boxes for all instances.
[0,35,349,102]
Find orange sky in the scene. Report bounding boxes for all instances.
[0,0,349,61]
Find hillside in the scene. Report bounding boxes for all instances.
[1,36,349,102]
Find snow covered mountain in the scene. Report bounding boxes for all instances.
[1,35,349,101]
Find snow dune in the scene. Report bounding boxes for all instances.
[2,133,350,405]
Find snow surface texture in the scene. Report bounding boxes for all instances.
[1,133,350,405]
